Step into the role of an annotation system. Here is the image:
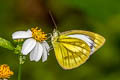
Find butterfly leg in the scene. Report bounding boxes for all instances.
[48,45,54,51]
[46,33,52,40]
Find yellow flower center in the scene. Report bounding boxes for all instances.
[31,27,47,42]
[0,64,14,79]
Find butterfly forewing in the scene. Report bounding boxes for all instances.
[61,30,105,54]
[52,36,91,69]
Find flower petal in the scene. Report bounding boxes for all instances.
[30,42,43,62]
[21,38,36,55]
[41,43,48,62]
[12,29,32,39]
[42,41,50,55]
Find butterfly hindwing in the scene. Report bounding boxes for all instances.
[52,36,91,69]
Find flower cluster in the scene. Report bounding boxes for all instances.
[0,27,50,80]
[0,64,14,79]
[12,27,50,62]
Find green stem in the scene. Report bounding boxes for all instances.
[18,55,22,80]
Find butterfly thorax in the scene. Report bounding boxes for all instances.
[51,29,60,43]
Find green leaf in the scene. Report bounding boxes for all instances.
[0,37,15,50]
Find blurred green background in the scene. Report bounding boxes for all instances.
[0,0,120,80]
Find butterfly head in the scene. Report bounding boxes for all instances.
[53,29,60,36]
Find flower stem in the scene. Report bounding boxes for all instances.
[18,55,22,80]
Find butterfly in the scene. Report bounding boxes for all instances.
[51,29,105,70]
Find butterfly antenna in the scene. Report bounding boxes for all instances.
[49,10,57,29]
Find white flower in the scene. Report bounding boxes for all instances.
[12,27,50,62]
